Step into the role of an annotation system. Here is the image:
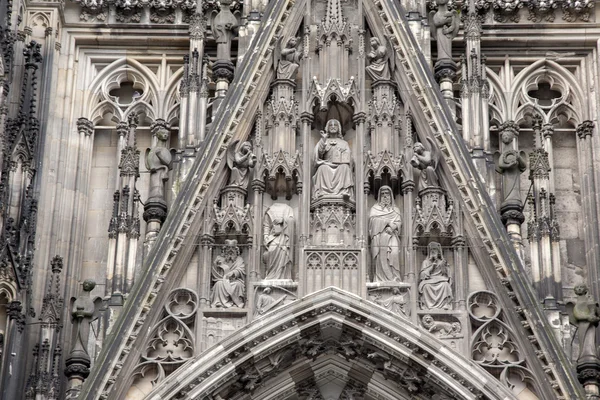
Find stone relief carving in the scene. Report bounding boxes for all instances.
[369,186,402,283]
[312,119,354,201]
[570,284,600,365]
[211,240,246,308]
[411,139,440,192]
[254,287,287,317]
[418,242,453,310]
[367,351,423,393]
[145,126,173,203]
[421,314,461,337]
[227,140,257,188]
[263,203,294,280]
[276,37,303,80]
[429,0,459,63]
[366,37,391,81]
[372,287,409,316]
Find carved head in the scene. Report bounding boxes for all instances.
[413,142,425,154]
[222,239,240,261]
[427,242,443,259]
[378,185,394,207]
[370,37,380,48]
[325,119,343,138]
[436,0,450,6]
[574,284,589,296]
[240,141,252,154]
[422,314,434,328]
[155,127,169,142]
[501,129,515,145]
[82,279,96,292]
[286,37,298,48]
[263,287,272,295]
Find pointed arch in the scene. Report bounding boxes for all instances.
[147,288,518,400]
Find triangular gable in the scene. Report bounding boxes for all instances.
[79,0,583,399]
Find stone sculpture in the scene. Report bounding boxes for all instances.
[71,280,99,358]
[429,0,459,63]
[366,37,390,81]
[145,127,172,203]
[418,242,453,309]
[210,240,246,308]
[227,140,257,188]
[374,288,407,316]
[421,314,461,337]
[495,126,527,213]
[213,0,238,60]
[276,37,302,80]
[313,119,354,201]
[411,139,440,191]
[570,284,600,364]
[369,186,402,282]
[255,287,286,316]
[263,204,294,280]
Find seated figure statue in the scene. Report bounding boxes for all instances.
[418,242,453,309]
[366,37,391,81]
[312,119,354,201]
[210,243,246,308]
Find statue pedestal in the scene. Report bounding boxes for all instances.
[310,196,356,246]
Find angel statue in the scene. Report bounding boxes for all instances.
[429,0,459,63]
[570,284,600,364]
[410,138,440,191]
[69,280,101,360]
[494,127,526,212]
[366,37,392,81]
[276,37,303,80]
[227,140,257,188]
[145,126,173,203]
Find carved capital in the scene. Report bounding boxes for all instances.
[499,120,520,137]
[117,121,129,137]
[143,200,168,223]
[77,118,94,136]
[150,118,169,136]
[541,123,554,139]
[300,112,314,124]
[577,120,594,139]
[212,60,235,82]
[501,208,525,226]
[352,112,367,124]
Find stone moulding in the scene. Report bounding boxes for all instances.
[146,287,519,399]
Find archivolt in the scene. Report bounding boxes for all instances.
[147,288,517,400]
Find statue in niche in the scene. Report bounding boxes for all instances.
[71,280,100,358]
[145,127,173,202]
[366,37,391,81]
[210,240,246,308]
[255,287,286,317]
[313,119,354,201]
[276,37,302,80]
[429,0,459,63]
[263,203,294,280]
[369,186,402,282]
[374,288,407,316]
[418,242,453,310]
[411,139,440,191]
[227,140,257,188]
[570,284,600,364]
[494,128,527,210]
[213,0,238,60]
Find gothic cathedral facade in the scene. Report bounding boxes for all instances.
[0,0,598,398]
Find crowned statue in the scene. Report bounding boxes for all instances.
[312,119,354,201]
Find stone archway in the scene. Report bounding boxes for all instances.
[146,288,517,400]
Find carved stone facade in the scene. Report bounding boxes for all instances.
[1,0,600,398]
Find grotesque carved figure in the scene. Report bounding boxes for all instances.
[277,37,302,80]
[313,119,354,201]
[145,127,172,202]
[429,0,459,63]
[418,242,453,309]
[71,280,100,358]
[369,186,402,282]
[570,284,600,364]
[495,127,527,212]
[366,37,390,81]
[227,140,257,188]
[263,204,294,280]
[210,240,246,308]
[411,139,440,191]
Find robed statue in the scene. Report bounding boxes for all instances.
[276,37,302,80]
[227,140,257,188]
[312,119,354,201]
[495,127,527,211]
[411,138,440,191]
[570,284,600,364]
[418,242,453,309]
[366,37,392,81]
[70,280,101,359]
[369,186,402,282]
[429,0,459,63]
[145,127,173,202]
[210,240,246,308]
[263,203,294,280]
